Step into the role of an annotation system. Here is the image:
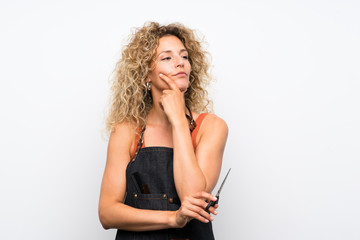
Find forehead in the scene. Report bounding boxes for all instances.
[157,35,186,54]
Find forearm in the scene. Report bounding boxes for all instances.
[172,117,207,200]
[99,202,176,231]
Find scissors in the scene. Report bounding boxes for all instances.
[205,168,231,213]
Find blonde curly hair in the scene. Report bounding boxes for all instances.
[106,22,213,134]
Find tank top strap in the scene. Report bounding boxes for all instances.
[131,127,145,161]
[191,113,208,150]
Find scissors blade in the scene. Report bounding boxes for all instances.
[216,168,231,196]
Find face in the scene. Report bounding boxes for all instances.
[148,35,191,92]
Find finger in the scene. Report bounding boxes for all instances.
[162,90,174,96]
[181,207,210,223]
[159,90,173,107]
[159,73,179,91]
[192,191,217,202]
[207,206,218,215]
[186,198,217,219]
[183,202,214,222]
[187,196,210,209]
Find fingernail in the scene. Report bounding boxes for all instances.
[205,219,209,223]
[213,197,217,201]
[214,210,218,215]
[159,73,163,76]
[210,216,214,221]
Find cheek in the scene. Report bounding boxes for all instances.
[186,62,192,72]
[158,63,172,73]
[154,63,169,75]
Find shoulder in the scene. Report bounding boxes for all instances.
[194,113,228,183]
[196,113,228,145]
[202,114,228,134]
[108,121,137,157]
[112,121,136,135]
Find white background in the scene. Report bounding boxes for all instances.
[1,0,359,239]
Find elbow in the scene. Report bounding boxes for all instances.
[203,183,211,193]
[204,182,215,194]
[99,208,111,230]
[99,200,128,230]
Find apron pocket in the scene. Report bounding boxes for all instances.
[133,193,168,210]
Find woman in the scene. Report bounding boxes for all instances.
[99,22,228,239]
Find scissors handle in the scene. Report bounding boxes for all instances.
[204,168,230,213]
[205,196,219,213]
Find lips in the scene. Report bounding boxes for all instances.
[173,72,187,77]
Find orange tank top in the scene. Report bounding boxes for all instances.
[132,113,208,158]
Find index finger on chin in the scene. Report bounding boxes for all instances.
[159,73,179,91]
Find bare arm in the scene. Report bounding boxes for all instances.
[172,114,228,198]
[98,122,218,231]
[174,114,228,192]
[159,74,229,201]
[98,122,174,231]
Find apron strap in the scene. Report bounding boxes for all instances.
[130,126,145,162]
[185,105,196,132]
[130,107,203,162]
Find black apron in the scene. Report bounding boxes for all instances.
[115,128,215,240]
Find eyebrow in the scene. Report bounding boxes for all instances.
[157,49,188,57]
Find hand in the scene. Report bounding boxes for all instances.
[171,191,219,228]
[158,73,187,126]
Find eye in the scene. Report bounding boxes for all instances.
[161,57,171,61]
[182,55,189,60]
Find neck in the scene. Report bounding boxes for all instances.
[146,88,189,127]
[147,103,171,127]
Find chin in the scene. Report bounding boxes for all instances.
[176,84,189,92]
[175,80,189,91]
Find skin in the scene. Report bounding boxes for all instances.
[98,35,228,231]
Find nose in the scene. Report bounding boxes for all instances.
[175,55,185,68]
